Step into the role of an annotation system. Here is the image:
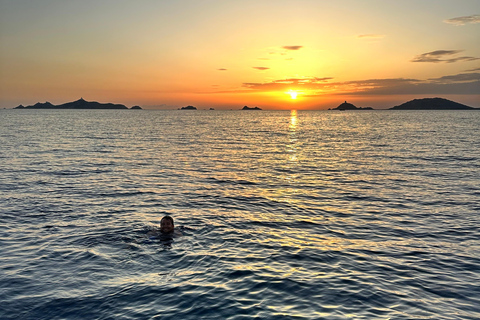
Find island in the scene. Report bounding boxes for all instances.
[242,106,262,110]
[14,98,141,109]
[331,101,373,110]
[390,98,475,110]
[180,106,197,110]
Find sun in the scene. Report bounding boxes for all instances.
[286,90,298,99]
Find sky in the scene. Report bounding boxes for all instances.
[1,0,479,109]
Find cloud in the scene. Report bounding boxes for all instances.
[260,46,304,59]
[353,80,480,96]
[329,78,421,95]
[357,34,385,39]
[282,46,303,51]
[429,73,480,83]
[238,72,478,96]
[411,50,461,62]
[444,14,480,26]
[337,75,479,96]
[465,67,480,72]
[242,77,333,91]
[217,68,227,71]
[252,67,270,70]
[411,50,479,63]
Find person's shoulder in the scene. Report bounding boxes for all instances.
[174,229,183,237]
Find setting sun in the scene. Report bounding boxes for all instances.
[286,90,298,99]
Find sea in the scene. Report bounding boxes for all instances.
[1,109,479,320]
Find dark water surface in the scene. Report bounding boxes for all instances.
[1,109,479,319]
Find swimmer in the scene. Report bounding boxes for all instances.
[147,215,182,239]
[158,215,183,239]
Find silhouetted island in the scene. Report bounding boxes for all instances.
[331,101,373,110]
[180,106,197,110]
[390,98,474,110]
[242,106,262,110]
[14,98,140,109]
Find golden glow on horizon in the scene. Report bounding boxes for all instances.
[1,1,478,109]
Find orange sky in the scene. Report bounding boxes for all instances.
[1,0,479,109]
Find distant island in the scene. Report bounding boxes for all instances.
[12,97,476,111]
[328,98,476,110]
[390,98,475,110]
[331,101,373,110]
[15,98,141,109]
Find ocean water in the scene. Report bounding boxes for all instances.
[1,109,479,320]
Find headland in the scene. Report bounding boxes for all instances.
[15,98,140,109]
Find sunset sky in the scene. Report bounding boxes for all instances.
[1,0,479,109]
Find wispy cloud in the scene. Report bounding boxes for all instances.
[357,34,385,40]
[217,68,227,71]
[429,72,480,83]
[334,75,479,96]
[465,67,480,72]
[243,77,332,91]
[444,14,480,26]
[411,50,479,63]
[242,77,340,95]
[252,67,270,70]
[236,72,479,96]
[346,79,480,96]
[261,46,304,59]
[282,46,303,50]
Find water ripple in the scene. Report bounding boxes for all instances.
[1,110,479,319]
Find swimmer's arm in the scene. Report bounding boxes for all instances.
[146,230,160,238]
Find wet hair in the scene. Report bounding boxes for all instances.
[161,215,174,225]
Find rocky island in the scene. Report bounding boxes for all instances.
[331,101,373,110]
[390,98,475,110]
[180,106,197,110]
[15,98,140,109]
[242,106,262,110]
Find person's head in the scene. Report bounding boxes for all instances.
[160,215,174,234]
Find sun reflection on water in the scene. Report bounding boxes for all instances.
[288,110,298,163]
[290,110,297,129]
